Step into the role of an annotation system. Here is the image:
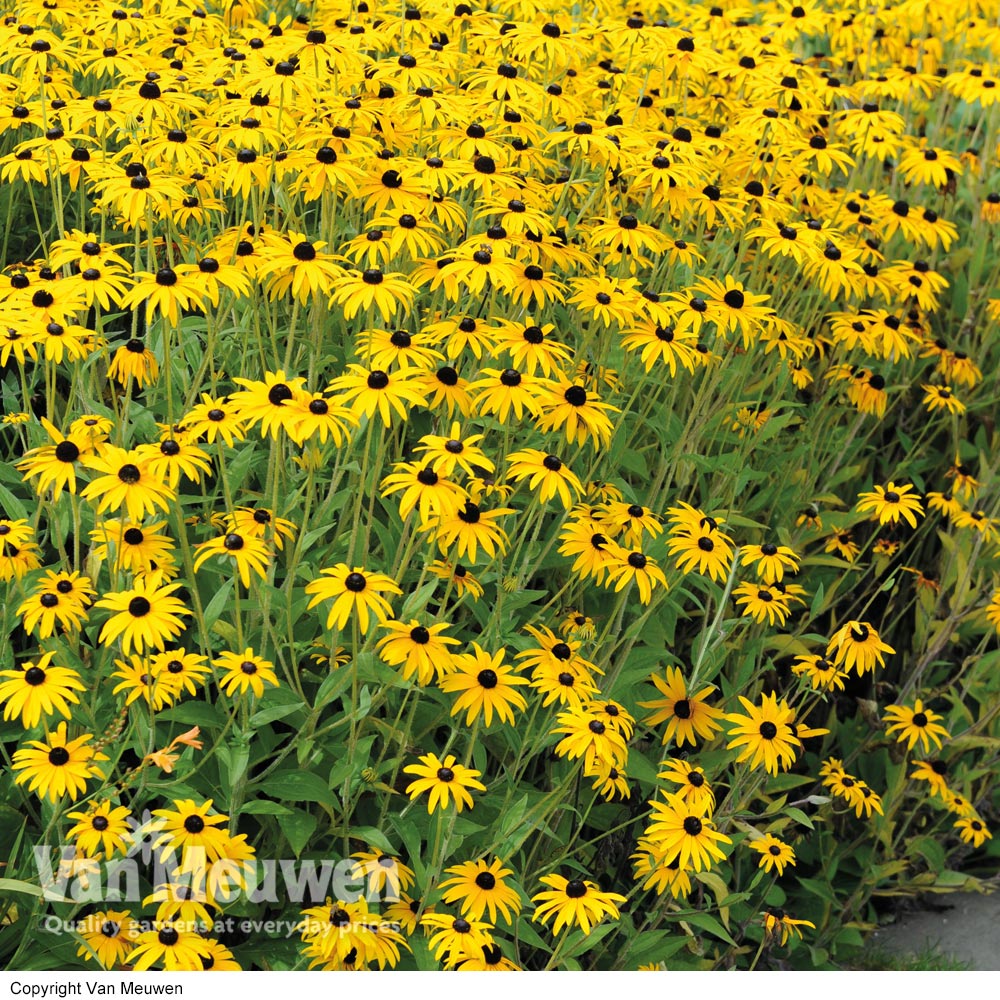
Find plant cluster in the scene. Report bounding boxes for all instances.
[0,0,999,973]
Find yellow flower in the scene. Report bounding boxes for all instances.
[883,699,950,753]
[403,753,486,814]
[748,834,796,876]
[530,874,626,936]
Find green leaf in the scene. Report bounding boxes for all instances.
[906,835,945,871]
[796,876,838,904]
[399,579,438,620]
[0,483,27,520]
[284,808,318,857]
[676,910,736,946]
[257,771,335,807]
[238,801,293,816]
[157,701,225,730]
[0,877,43,897]
[561,921,617,960]
[785,806,815,829]
[766,773,813,792]
[809,581,826,618]
[202,578,234,631]
[315,667,353,709]
[349,826,397,855]
[249,699,306,728]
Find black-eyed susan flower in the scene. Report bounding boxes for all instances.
[16,417,91,500]
[329,267,416,323]
[559,610,596,641]
[955,817,992,848]
[763,907,815,946]
[403,753,486,814]
[428,501,515,564]
[421,912,495,968]
[183,394,247,447]
[749,834,796,876]
[505,448,583,509]
[658,758,716,813]
[639,667,725,747]
[740,542,799,584]
[734,582,793,626]
[380,461,467,521]
[65,801,132,859]
[198,940,242,972]
[17,584,91,640]
[328,363,429,426]
[631,840,694,901]
[383,895,423,937]
[791,654,849,692]
[454,942,520,971]
[644,792,732,872]
[950,507,1000,542]
[826,621,894,675]
[725,693,802,775]
[944,790,976,817]
[110,656,177,711]
[530,874,626,936]
[621,320,700,376]
[550,706,628,770]
[0,652,85,728]
[75,910,140,969]
[439,644,529,727]
[910,759,951,799]
[107,337,159,388]
[666,515,735,583]
[224,508,297,551]
[306,564,402,633]
[469,366,544,422]
[299,898,382,969]
[586,759,631,801]
[492,318,572,377]
[125,923,211,972]
[12,722,106,802]
[824,530,860,562]
[855,481,924,528]
[377,619,460,685]
[883,699,950,753]
[558,513,618,584]
[146,435,212,489]
[151,799,230,864]
[256,233,343,303]
[428,560,485,600]
[90,519,175,577]
[80,445,175,522]
[603,543,669,604]
[414,423,493,478]
[193,530,272,588]
[440,858,521,924]
[350,848,415,901]
[517,623,601,678]
[144,879,217,930]
[94,574,190,655]
[229,370,307,440]
[589,698,634,739]
[535,379,618,449]
[214,648,280,699]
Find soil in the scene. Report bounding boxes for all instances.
[869,892,1000,970]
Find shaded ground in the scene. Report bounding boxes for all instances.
[869,892,1000,971]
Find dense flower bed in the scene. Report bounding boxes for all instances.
[0,0,998,972]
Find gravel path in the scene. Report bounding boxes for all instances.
[869,892,1000,970]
